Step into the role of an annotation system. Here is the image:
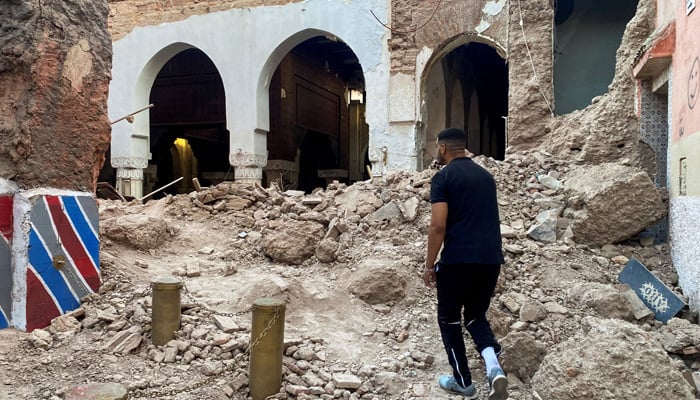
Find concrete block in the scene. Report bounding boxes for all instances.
[12,191,101,331]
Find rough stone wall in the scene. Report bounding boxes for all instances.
[108,0,303,40]
[0,1,112,192]
[389,0,508,72]
[386,0,552,149]
[506,0,554,148]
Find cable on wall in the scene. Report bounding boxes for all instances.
[371,0,443,34]
[517,0,555,117]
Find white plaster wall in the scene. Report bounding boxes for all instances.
[109,0,391,168]
[670,196,700,310]
[0,179,18,194]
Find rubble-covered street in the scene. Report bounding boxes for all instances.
[2,1,700,399]
[1,150,699,400]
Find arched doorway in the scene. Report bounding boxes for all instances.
[422,41,508,167]
[148,48,228,196]
[265,35,368,193]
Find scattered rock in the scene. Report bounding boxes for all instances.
[531,318,695,400]
[562,163,667,246]
[262,219,325,264]
[101,214,170,250]
[347,259,407,305]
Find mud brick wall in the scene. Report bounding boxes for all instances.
[108,0,304,40]
[0,1,112,192]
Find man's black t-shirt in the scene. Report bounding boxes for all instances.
[430,157,504,265]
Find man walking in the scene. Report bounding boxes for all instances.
[423,128,508,400]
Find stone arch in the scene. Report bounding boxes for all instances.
[256,28,355,132]
[256,29,369,192]
[131,42,216,151]
[120,42,227,195]
[418,34,507,167]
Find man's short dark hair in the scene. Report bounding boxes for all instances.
[437,128,467,149]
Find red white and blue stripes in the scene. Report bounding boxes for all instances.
[25,195,100,331]
[0,195,12,329]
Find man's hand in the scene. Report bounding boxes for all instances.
[423,267,436,288]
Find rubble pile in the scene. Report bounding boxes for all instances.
[2,151,700,400]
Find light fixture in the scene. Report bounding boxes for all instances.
[349,89,364,104]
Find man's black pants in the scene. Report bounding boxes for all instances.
[436,262,501,388]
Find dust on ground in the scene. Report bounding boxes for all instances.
[1,150,699,400]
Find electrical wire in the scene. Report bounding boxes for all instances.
[370,0,443,34]
[517,0,555,117]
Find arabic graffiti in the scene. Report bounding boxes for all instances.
[639,282,670,314]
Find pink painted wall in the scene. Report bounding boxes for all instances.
[671,3,700,144]
[657,0,682,27]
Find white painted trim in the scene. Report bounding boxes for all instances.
[0,178,18,194]
[10,194,30,331]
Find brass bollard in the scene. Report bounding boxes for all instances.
[151,277,182,346]
[249,298,286,400]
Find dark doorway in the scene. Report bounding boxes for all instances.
[148,48,228,196]
[267,35,368,193]
[424,42,508,166]
[297,130,338,193]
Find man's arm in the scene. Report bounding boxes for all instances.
[423,202,448,287]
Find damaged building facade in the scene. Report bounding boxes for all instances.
[632,0,700,310]
[106,0,700,309]
[1,0,698,331]
[106,0,536,196]
[106,0,646,197]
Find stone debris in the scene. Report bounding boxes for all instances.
[100,214,171,250]
[103,326,143,354]
[28,329,53,350]
[346,260,408,305]
[3,150,695,400]
[531,317,695,400]
[64,382,127,400]
[262,219,325,264]
[562,163,667,246]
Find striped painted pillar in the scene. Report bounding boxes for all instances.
[0,194,12,329]
[13,192,100,331]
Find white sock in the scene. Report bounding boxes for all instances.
[481,346,500,375]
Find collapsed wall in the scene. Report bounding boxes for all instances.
[0,1,112,330]
[544,0,656,167]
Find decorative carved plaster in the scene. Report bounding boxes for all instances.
[111,157,148,169]
[367,147,388,177]
[234,167,263,181]
[116,168,144,179]
[229,151,268,168]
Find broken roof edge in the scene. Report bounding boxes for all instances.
[632,21,676,80]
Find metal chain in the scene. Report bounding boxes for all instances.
[129,290,282,399]
[180,281,250,318]
[246,305,281,354]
